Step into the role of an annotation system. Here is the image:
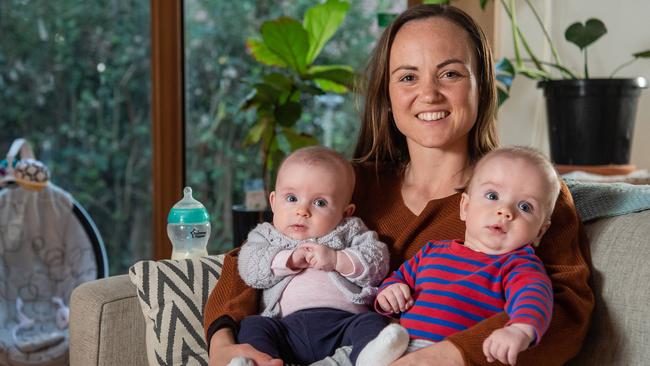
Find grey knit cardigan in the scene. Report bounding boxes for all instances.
[237,216,390,318]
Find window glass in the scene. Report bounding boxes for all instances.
[0,1,152,275]
[184,1,404,253]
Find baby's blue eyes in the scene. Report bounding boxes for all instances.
[485,191,498,200]
[484,191,534,213]
[285,194,298,202]
[517,201,533,213]
[284,195,328,207]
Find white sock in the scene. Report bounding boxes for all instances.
[226,356,254,366]
[355,323,410,366]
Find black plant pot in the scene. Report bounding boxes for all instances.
[232,204,272,247]
[538,78,647,166]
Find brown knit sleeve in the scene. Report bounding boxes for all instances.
[203,248,260,343]
[447,182,595,365]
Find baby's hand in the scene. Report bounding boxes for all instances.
[299,242,337,271]
[376,283,413,313]
[482,324,534,365]
[287,246,310,270]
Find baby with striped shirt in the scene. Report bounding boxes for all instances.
[376,147,561,365]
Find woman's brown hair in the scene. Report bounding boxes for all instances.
[353,4,499,168]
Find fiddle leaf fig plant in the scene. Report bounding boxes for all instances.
[242,0,354,189]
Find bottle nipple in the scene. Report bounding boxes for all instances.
[174,187,202,209]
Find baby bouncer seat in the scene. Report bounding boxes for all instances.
[0,138,108,366]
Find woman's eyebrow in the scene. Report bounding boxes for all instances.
[390,65,417,75]
[390,58,467,75]
[437,58,465,69]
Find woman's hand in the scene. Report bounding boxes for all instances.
[209,328,283,366]
[377,283,413,313]
[390,340,464,366]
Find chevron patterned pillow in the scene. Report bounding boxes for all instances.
[129,255,223,366]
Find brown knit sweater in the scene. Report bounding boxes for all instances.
[204,163,595,365]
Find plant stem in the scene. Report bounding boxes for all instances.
[521,59,577,79]
[584,48,589,79]
[500,0,546,74]
[502,0,523,69]
[261,119,275,195]
[524,0,561,67]
[610,57,637,78]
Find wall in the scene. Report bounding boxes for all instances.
[496,0,650,170]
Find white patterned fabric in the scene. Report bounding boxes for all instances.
[129,255,223,366]
[0,184,98,366]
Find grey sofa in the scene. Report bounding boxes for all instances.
[69,209,650,366]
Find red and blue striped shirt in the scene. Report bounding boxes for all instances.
[377,239,552,344]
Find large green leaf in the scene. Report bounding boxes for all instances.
[275,101,302,127]
[296,81,326,96]
[246,38,287,67]
[262,72,295,92]
[307,65,355,91]
[314,79,348,93]
[565,18,607,50]
[244,117,270,146]
[303,0,349,65]
[261,17,310,74]
[241,82,279,110]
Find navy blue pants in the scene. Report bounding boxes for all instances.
[237,308,388,365]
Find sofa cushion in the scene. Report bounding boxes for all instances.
[571,210,650,365]
[129,255,223,366]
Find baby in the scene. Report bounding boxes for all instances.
[376,146,560,365]
[231,146,407,366]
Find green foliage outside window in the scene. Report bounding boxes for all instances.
[0,1,152,275]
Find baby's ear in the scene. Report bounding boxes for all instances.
[459,192,469,221]
[343,203,356,217]
[269,191,276,212]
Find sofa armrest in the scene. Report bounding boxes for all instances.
[570,209,650,365]
[69,274,148,366]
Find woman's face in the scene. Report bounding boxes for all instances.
[388,17,479,155]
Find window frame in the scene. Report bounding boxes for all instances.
[151,0,184,260]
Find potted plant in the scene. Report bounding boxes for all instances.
[482,0,650,168]
[231,0,355,246]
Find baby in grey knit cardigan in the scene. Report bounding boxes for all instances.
[229,146,408,366]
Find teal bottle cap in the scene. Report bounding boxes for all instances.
[167,187,210,224]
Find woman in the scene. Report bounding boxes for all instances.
[205,5,594,366]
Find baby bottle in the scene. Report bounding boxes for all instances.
[167,187,211,260]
